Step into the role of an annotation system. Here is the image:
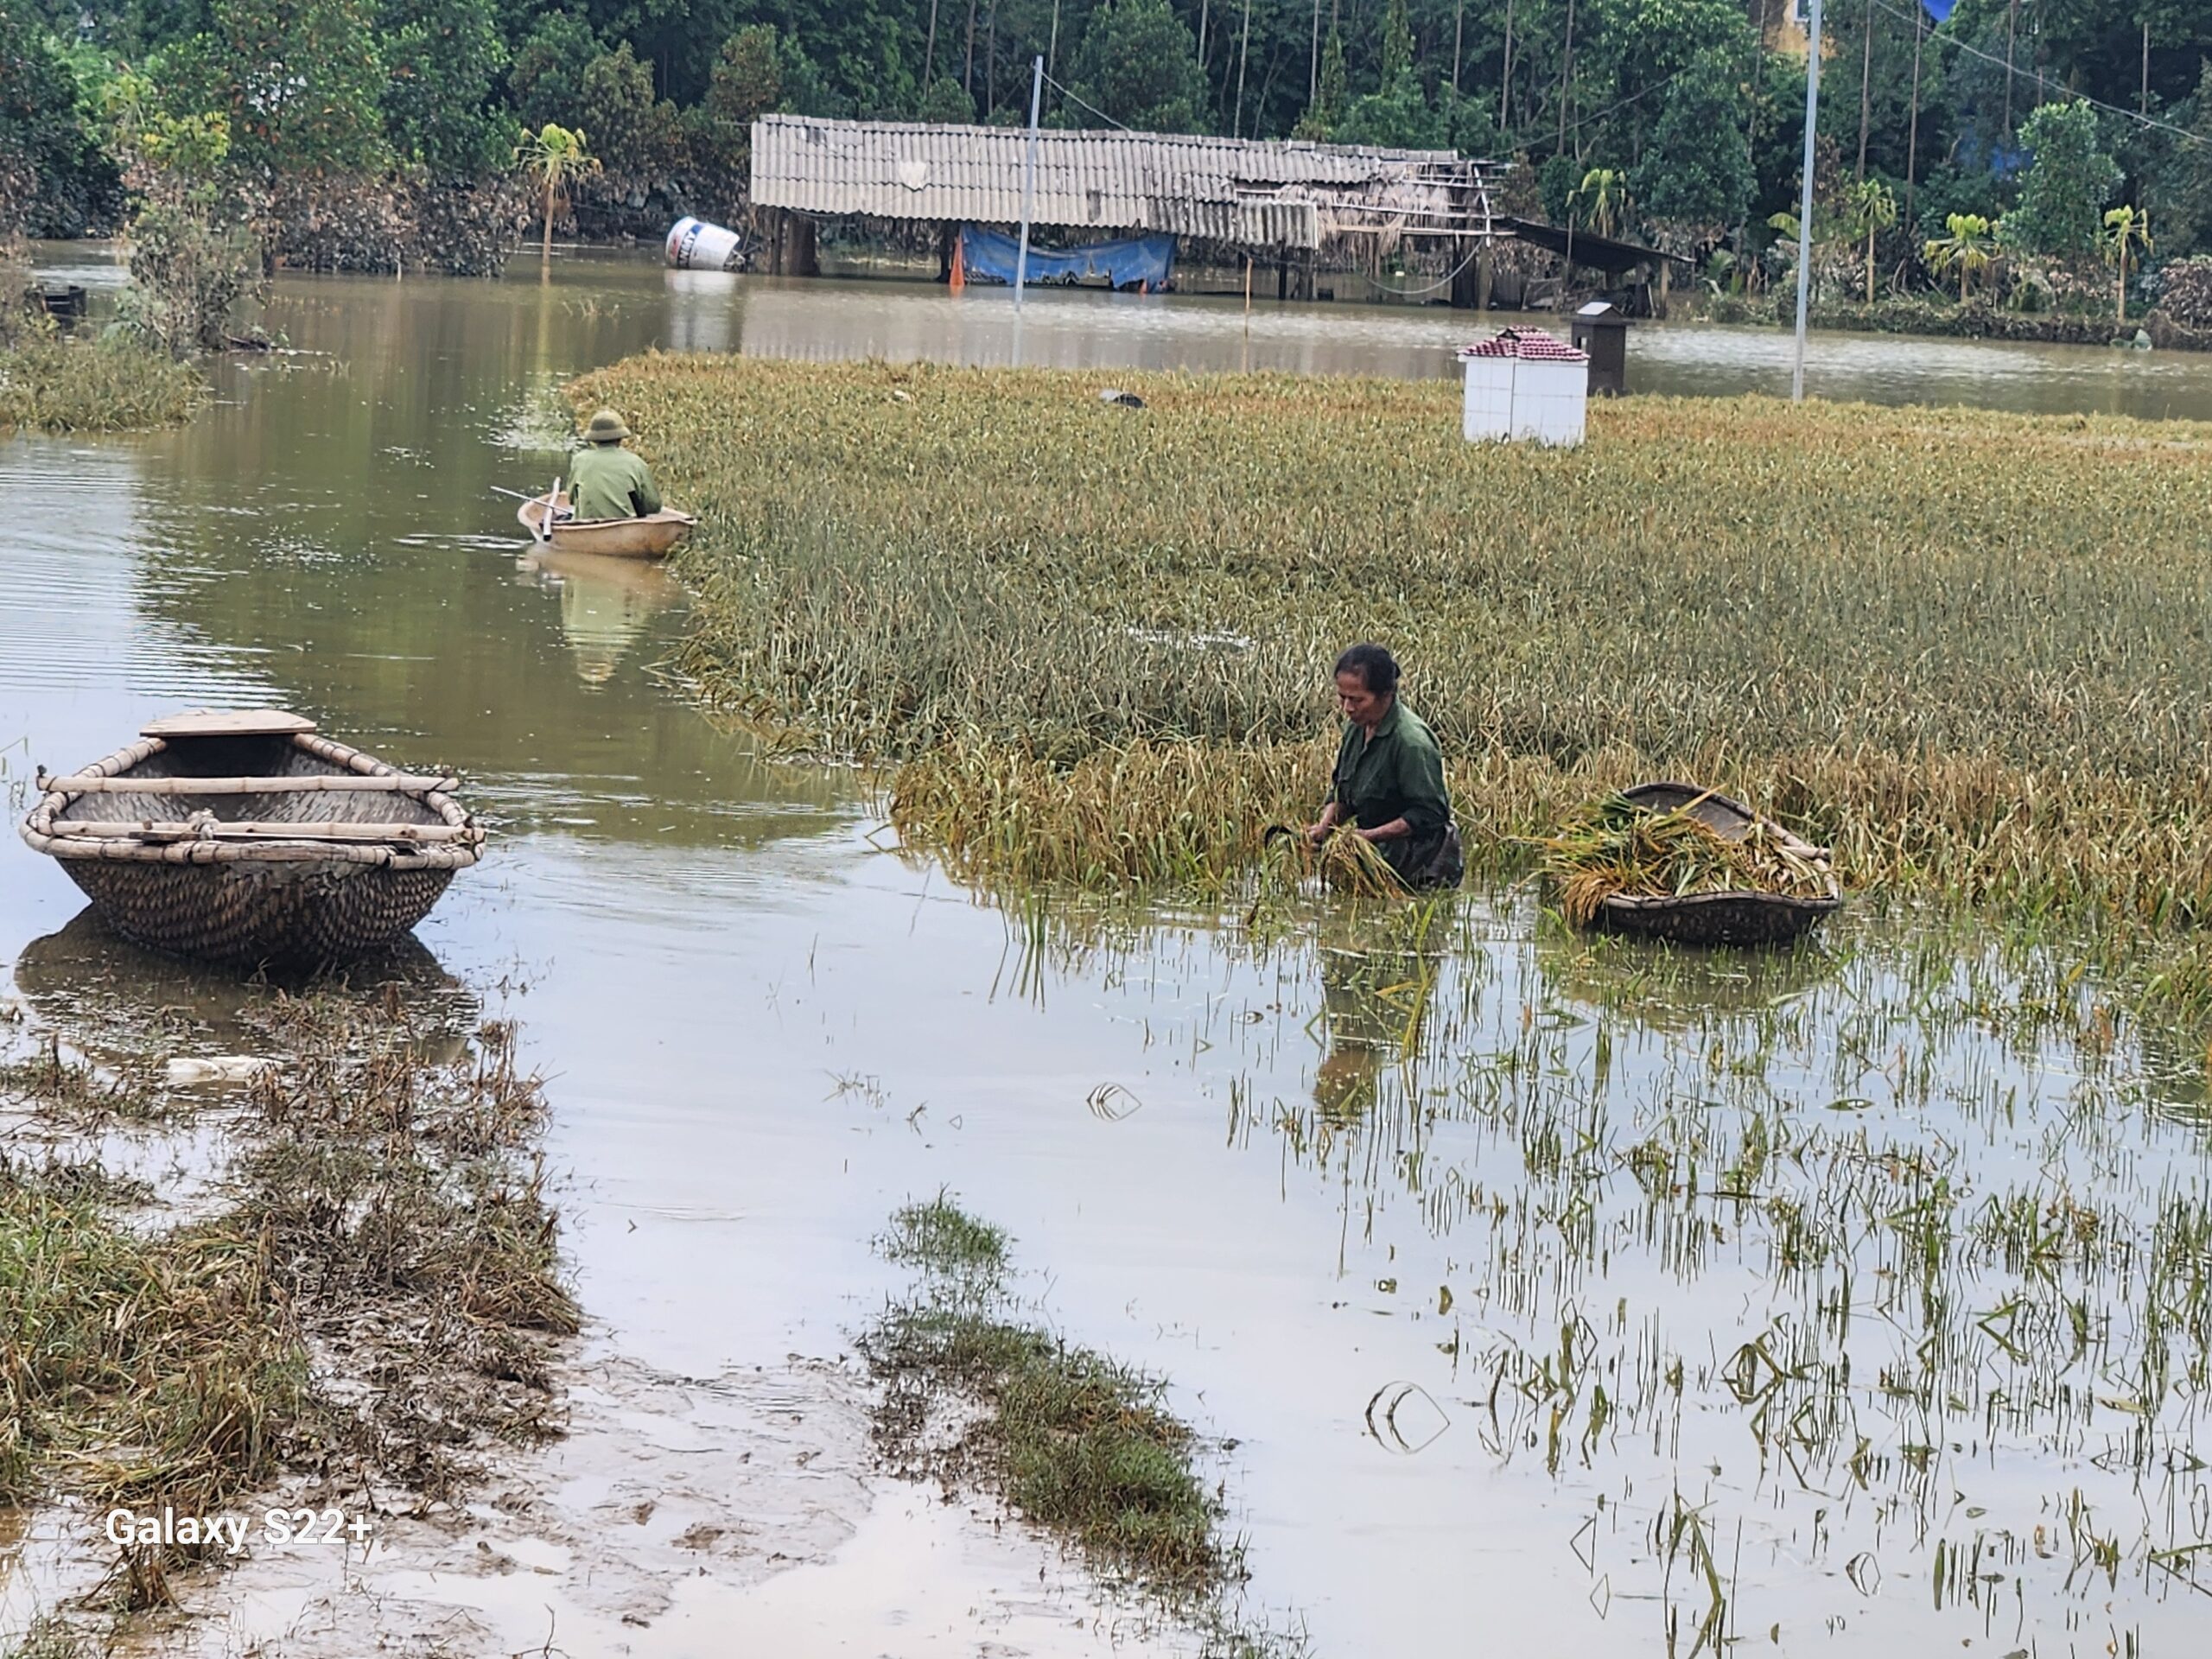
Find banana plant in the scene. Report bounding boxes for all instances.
[2102,206,2152,326]
[1842,179,1897,304]
[1572,168,1633,241]
[1923,213,1996,305]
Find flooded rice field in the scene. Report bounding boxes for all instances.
[5,249,2212,1655]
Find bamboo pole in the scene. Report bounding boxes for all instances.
[46,821,480,843]
[44,774,461,796]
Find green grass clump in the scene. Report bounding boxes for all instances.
[575,353,2212,924]
[880,1192,1010,1276]
[0,334,207,432]
[866,1197,1245,1611]
[3,1616,95,1659]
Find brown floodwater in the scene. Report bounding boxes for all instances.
[6,246,2212,1656]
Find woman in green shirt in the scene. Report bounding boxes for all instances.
[1303,643,1462,889]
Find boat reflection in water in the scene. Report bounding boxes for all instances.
[13,908,477,1066]
[519,549,683,687]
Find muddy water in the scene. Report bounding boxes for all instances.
[6,250,2212,1656]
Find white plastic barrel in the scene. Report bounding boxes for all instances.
[665,217,742,270]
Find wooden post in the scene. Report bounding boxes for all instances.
[1243,254,1253,313]
[790,213,817,277]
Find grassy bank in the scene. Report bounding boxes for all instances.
[576,354,2212,920]
[0,991,574,1616]
[0,334,207,433]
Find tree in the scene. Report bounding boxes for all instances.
[0,9,121,234]
[1841,176,1897,301]
[1333,0,1444,149]
[1294,24,1345,139]
[1066,0,1208,133]
[575,41,684,197]
[158,0,389,177]
[917,76,975,122]
[517,119,594,260]
[103,69,264,354]
[1924,210,1995,302]
[509,10,601,135]
[2005,98,2120,261]
[1633,54,1754,257]
[692,23,780,178]
[381,0,512,177]
[2101,203,2149,323]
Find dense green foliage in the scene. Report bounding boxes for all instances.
[0,0,2205,296]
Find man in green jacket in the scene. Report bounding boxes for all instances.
[1303,643,1462,889]
[566,408,663,521]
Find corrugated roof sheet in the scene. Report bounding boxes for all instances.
[751,116,1474,251]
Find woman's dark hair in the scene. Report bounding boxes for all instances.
[1332,643,1400,697]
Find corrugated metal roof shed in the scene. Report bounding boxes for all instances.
[751,116,1478,251]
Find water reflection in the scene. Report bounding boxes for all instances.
[1533,921,1843,1033]
[13,907,474,1063]
[518,550,683,687]
[1314,937,1433,1123]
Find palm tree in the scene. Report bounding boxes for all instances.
[1923,212,1995,305]
[2102,205,2152,326]
[518,124,597,266]
[1842,179,1897,303]
[1572,167,1631,239]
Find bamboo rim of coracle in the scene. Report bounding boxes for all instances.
[19,731,484,871]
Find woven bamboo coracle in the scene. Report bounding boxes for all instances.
[20,713,485,970]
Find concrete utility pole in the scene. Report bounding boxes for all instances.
[1793,0,1825,402]
[1015,54,1043,308]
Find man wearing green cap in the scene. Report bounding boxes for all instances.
[566,408,663,521]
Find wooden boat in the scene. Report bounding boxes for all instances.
[518,487,694,560]
[19,710,484,971]
[1590,781,1842,948]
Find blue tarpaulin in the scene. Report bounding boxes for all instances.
[1919,0,1955,20]
[957,226,1175,290]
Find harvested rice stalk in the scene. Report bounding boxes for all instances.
[1538,793,1832,926]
